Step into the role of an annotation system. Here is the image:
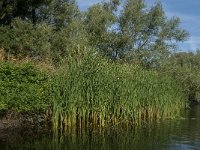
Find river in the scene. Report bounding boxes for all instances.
[0,104,200,150]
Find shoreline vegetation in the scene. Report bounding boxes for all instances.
[0,0,199,132]
[0,51,188,131]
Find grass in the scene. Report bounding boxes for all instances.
[50,51,188,132]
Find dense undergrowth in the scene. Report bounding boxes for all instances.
[0,51,188,131]
[0,61,50,112]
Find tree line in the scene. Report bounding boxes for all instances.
[1,0,200,102]
[0,0,188,67]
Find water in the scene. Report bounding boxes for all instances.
[1,105,200,150]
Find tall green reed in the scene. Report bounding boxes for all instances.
[50,50,187,132]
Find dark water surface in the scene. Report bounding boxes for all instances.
[1,105,200,150]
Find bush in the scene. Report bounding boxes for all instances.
[0,61,50,112]
[162,52,200,102]
[0,18,52,60]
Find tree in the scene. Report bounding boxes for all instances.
[0,18,52,60]
[118,0,188,67]
[84,0,123,58]
[38,0,80,29]
[0,0,52,25]
[83,0,188,65]
[161,51,200,102]
[0,0,189,67]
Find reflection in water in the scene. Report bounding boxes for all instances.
[1,105,200,150]
[167,104,200,150]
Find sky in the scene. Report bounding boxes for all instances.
[77,0,200,52]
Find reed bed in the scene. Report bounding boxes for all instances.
[50,52,187,132]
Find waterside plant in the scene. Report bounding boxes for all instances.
[50,51,187,132]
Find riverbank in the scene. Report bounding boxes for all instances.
[0,55,189,132]
[0,110,51,131]
[1,105,200,150]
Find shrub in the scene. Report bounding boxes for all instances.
[0,18,52,60]
[0,61,50,112]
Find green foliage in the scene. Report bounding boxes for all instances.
[51,50,187,130]
[0,61,50,111]
[85,3,115,44]
[50,20,88,64]
[0,0,52,25]
[119,0,188,66]
[84,1,121,58]
[0,0,188,67]
[162,52,200,102]
[47,0,79,28]
[0,0,192,131]
[0,17,87,63]
[0,18,52,59]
